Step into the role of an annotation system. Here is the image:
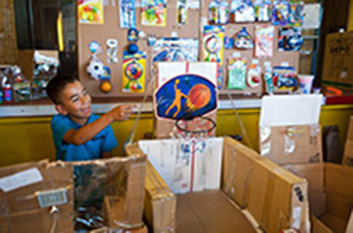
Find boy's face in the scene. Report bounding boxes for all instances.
[56,81,92,124]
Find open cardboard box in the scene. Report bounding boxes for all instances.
[285,163,353,233]
[127,137,310,233]
[343,116,353,166]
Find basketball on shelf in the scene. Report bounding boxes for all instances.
[187,84,211,110]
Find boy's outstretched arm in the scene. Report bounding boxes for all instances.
[63,105,133,145]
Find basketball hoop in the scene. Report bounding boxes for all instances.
[174,116,216,140]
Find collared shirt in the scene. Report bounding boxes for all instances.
[51,114,118,161]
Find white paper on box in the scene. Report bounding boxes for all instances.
[0,168,43,192]
[260,95,323,127]
[37,188,68,208]
[139,138,223,194]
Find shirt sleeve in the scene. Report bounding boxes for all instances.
[51,115,74,150]
[101,124,118,152]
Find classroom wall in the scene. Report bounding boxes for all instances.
[1,105,352,167]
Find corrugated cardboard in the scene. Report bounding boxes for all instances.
[322,31,353,88]
[126,143,176,233]
[285,163,353,233]
[72,155,146,230]
[343,116,353,166]
[0,160,74,233]
[176,190,256,233]
[222,137,310,233]
[89,225,148,233]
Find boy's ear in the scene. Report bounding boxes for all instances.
[55,104,68,115]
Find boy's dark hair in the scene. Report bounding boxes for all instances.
[46,74,79,104]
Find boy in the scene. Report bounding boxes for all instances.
[46,75,133,161]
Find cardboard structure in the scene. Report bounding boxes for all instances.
[343,115,353,166]
[0,153,146,233]
[131,137,310,233]
[285,163,353,233]
[259,94,323,165]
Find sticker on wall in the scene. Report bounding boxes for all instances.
[78,0,104,24]
[255,25,274,58]
[233,27,253,50]
[278,27,303,51]
[208,0,229,25]
[231,0,255,23]
[141,0,167,27]
[227,56,247,90]
[254,0,271,22]
[177,0,188,25]
[152,38,199,63]
[119,0,136,28]
[106,39,118,64]
[289,1,304,27]
[272,0,290,26]
[122,51,146,93]
[202,25,224,65]
[247,60,261,88]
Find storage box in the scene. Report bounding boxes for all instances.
[0,160,74,233]
[137,137,310,233]
[259,95,323,165]
[72,155,146,231]
[343,116,353,166]
[322,31,353,88]
[285,163,353,233]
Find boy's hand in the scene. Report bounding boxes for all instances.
[108,104,135,121]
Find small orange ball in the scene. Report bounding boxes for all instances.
[100,81,112,93]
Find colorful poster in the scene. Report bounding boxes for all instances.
[122,51,146,93]
[255,25,274,58]
[78,0,104,24]
[141,0,167,27]
[202,26,224,65]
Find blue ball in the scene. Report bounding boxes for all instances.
[128,44,139,54]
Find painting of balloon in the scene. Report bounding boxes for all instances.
[155,74,217,120]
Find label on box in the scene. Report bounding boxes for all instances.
[37,188,68,207]
[0,168,43,192]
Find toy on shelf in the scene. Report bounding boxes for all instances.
[119,0,136,28]
[255,25,274,58]
[231,0,255,23]
[278,27,303,51]
[254,0,271,22]
[122,44,146,93]
[78,0,104,24]
[227,55,247,90]
[208,0,229,25]
[233,27,254,50]
[141,0,167,27]
[202,26,224,64]
[272,66,298,92]
[247,60,261,88]
[272,0,290,26]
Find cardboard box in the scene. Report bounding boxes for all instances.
[343,116,353,166]
[137,137,310,233]
[72,155,146,231]
[89,225,148,233]
[126,144,176,233]
[285,163,353,233]
[322,31,353,88]
[259,95,323,165]
[0,160,74,233]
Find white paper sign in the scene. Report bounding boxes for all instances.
[260,95,323,127]
[139,137,223,194]
[0,168,43,192]
[303,4,321,29]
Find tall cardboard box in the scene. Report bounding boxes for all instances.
[137,137,311,233]
[259,95,323,165]
[343,116,353,166]
[285,163,353,233]
[0,160,74,233]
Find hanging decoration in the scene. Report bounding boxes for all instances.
[208,0,229,25]
[141,0,167,27]
[78,0,104,24]
[119,0,136,28]
[233,27,254,50]
[255,25,274,58]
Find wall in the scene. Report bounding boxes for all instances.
[0,105,352,167]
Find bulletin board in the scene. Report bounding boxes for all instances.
[78,0,300,98]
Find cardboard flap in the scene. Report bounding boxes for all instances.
[260,95,323,127]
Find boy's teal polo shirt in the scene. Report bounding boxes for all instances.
[51,114,118,161]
